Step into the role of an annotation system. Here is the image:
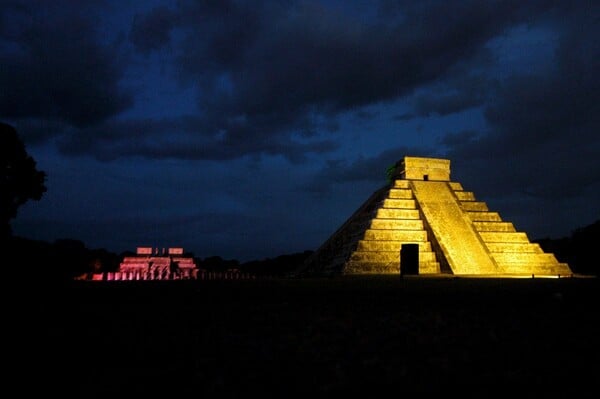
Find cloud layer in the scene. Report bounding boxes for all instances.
[3,0,598,259]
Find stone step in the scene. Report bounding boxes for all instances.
[321,256,348,271]
[363,229,428,241]
[419,262,442,274]
[350,251,399,262]
[448,182,464,191]
[472,222,516,232]
[485,242,543,253]
[466,211,502,222]
[344,260,441,274]
[356,240,433,252]
[460,201,489,211]
[350,250,437,263]
[388,189,414,199]
[479,232,530,243]
[454,191,476,201]
[492,252,560,264]
[346,221,370,234]
[381,198,417,209]
[355,245,438,262]
[344,262,399,274]
[393,180,411,188]
[370,219,424,230]
[415,252,438,262]
[500,263,572,276]
[337,239,362,252]
[331,253,350,263]
[376,209,421,219]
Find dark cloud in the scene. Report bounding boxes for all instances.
[4,0,597,260]
[0,1,132,131]
[444,3,599,203]
[393,113,415,121]
[437,130,479,148]
[113,0,557,162]
[130,5,178,54]
[410,73,492,117]
[306,146,441,194]
[353,110,380,121]
[2,0,597,172]
[50,115,337,163]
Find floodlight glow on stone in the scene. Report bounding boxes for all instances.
[302,156,572,278]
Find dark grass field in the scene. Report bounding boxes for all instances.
[25,275,599,396]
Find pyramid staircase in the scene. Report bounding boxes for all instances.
[449,182,571,276]
[301,156,572,277]
[302,179,441,275]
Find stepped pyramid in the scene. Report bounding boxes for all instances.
[302,156,572,277]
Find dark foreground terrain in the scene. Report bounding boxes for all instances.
[24,276,599,396]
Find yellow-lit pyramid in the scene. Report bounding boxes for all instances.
[302,156,572,277]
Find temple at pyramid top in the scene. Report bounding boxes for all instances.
[300,156,572,278]
[396,156,451,181]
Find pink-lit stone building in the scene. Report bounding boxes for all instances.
[97,247,198,281]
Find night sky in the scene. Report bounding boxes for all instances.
[2,0,598,262]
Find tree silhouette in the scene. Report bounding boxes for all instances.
[1,122,47,238]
